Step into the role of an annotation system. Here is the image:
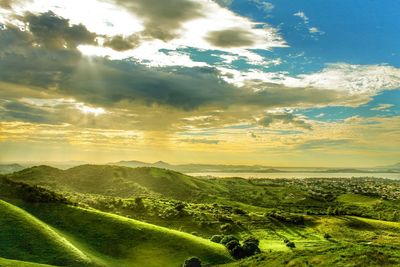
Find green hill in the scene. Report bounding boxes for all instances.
[0,189,232,266]
[7,165,223,199]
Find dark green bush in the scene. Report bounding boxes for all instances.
[210,235,224,243]
[182,256,202,267]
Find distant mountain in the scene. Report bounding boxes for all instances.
[109,160,400,174]
[378,162,400,170]
[109,160,277,173]
[0,164,25,174]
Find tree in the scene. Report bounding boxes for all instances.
[210,235,224,243]
[220,235,239,245]
[242,237,261,256]
[182,256,202,267]
[134,197,145,210]
[286,241,296,248]
[225,240,245,259]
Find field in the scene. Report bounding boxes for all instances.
[1,165,400,266]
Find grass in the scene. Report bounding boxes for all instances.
[1,199,233,267]
[219,243,400,267]
[2,166,400,267]
[337,193,382,207]
[0,199,91,266]
[0,257,57,267]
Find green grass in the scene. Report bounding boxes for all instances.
[219,244,400,267]
[1,199,233,267]
[0,257,57,267]
[0,200,91,266]
[337,193,382,207]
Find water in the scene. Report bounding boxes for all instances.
[187,172,400,180]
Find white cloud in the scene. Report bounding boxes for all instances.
[7,0,286,67]
[309,27,324,35]
[371,104,394,111]
[294,11,309,23]
[218,63,400,97]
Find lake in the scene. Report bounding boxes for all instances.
[187,172,400,180]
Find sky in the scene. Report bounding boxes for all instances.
[0,0,399,167]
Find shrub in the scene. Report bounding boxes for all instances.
[220,223,233,233]
[324,233,332,239]
[286,241,296,248]
[242,237,261,256]
[230,244,245,259]
[220,235,239,245]
[210,235,224,243]
[182,256,202,267]
[225,240,241,251]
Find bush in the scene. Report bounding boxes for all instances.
[210,235,224,243]
[182,256,201,267]
[286,241,296,248]
[224,237,260,259]
[230,244,245,259]
[324,233,332,239]
[225,240,241,251]
[220,235,239,245]
[220,223,233,233]
[242,237,261,256]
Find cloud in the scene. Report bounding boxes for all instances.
[178,138,220,145]
[250,0,274,12]
[296,139,352,150]
[0,12,398,135]
[309,27,323,34]
[293,11,309,23]
[0,0,30,9]
[213,0,234,7]
[258,112,312,130]
[371,104,394,111]
[22,11,97,49]
[103,35,140,51]
[206,28,255,48]
[218,64,400,100]
[110,0,203,41]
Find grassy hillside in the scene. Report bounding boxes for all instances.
[0,199,91,266]
[0,257,56,267]
[3,166,400,266]
[7,165,225,199]
[0,195,232,267]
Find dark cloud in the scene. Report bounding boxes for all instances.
[0,15,353,127]
[103,35,140,51]
[23,11,96,49]
[259,113,312,130]
[0,101,58,124]
[213,0,234,7]
[206,28,255,48]
[0,0,30,9]
[112,0,203,41]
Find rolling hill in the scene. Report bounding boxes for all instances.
[7,165,220,199]
[0,177,233,266]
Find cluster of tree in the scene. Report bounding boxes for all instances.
[0,177,71,204]
[210,235,260,259]
[182,256,202,267]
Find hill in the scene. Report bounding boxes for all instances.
[0,164,25,174]
[0,179,232,266]
[7,164,228,200]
